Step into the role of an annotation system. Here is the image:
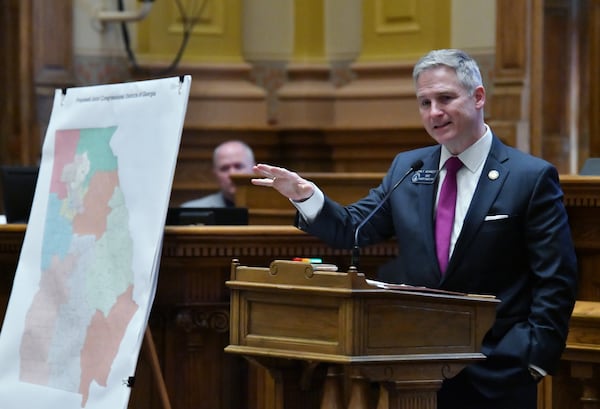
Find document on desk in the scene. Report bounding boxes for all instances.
[365,279,495,298]
[0,76,191,409]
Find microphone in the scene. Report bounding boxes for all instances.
[350,159,424,270]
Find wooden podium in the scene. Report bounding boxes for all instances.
[226,260,499,409]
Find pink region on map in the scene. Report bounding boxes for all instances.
[51,129,80,199]
[79,285,139,407]
[19,253,78,384]
[72,171,119,239]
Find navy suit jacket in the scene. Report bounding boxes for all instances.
[299,135,577,398]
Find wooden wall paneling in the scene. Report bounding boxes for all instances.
[541,0,597,174]
[272,129,334,171]
[18,0,37,166]
[31,0,75,164]
[324,128,433,172]
[588,0,600,159]
[0,2,12,146]
[542,1,572,173]
[0,0,20,164]
[32,0,74,86]
[0,1,19,213]
[0,0,37,169]
[576,0,592,171]
[565,0,600,173]
[492,0,599,174]
[490,0,539,152]
[494,0,530,76]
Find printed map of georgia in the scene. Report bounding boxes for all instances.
[18,127,139,407]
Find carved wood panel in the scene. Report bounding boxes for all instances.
[491,0,600,173]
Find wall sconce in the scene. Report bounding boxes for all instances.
[95,0,154,25]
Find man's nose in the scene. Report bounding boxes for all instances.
[430,102,444,115]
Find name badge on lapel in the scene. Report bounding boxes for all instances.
[412,169,438,184]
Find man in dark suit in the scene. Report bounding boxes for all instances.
[251,49,578,409]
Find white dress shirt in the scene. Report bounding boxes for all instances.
[437,127,492,257]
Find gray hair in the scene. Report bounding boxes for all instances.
[213,140,255,165]
[412,49,483,95]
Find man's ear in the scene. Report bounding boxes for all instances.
[474,85,486,109]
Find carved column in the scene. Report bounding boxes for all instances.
[241,0,294,124]
[324,0,362,87]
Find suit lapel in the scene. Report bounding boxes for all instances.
[416,149,442,275]
[444,136,510,276]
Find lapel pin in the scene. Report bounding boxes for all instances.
[488,170,500,180]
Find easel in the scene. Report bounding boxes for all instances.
[142,327,172,409]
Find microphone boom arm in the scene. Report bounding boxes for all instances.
[350,159,424,270]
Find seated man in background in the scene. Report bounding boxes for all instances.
[181,140,255,208]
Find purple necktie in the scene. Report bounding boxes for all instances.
[435,156,463,273]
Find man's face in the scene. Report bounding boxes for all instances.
[213,144,254,201]
[416,66,485,154]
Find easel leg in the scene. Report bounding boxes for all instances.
[143,327,172,409]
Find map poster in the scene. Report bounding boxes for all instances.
[0,76,191,409]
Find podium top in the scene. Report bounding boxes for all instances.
[228,259,498,303]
